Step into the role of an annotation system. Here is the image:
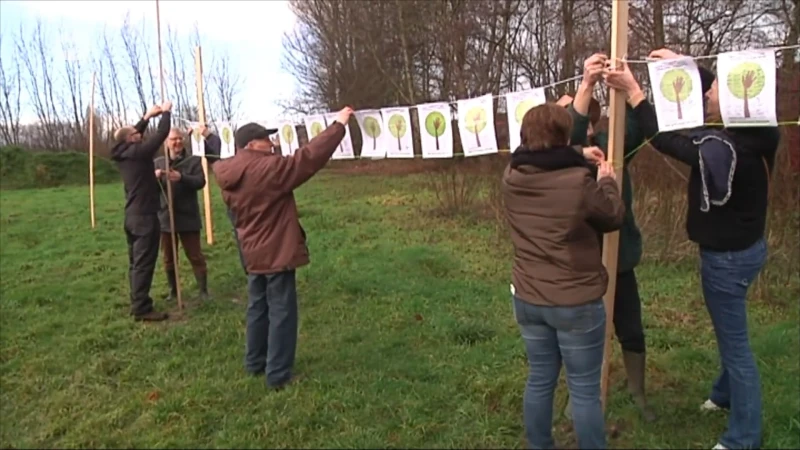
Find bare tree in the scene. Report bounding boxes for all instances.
[0,29,22,146]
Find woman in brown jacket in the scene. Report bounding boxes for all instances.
[503,103,624,449]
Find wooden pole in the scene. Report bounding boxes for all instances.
[89,72,96,229]
[156,0,183,310]
[194,46,214,245]
[600,0,629,411]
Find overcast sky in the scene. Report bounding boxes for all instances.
[0,0,298,125]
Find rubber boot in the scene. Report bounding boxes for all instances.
[165,269,178,302]
[195,272,210,301]
[622,350,656,422]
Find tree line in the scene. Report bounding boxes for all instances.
[0,14,243,154]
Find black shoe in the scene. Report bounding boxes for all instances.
[195,272,210,301]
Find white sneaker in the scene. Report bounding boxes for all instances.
[701,399,724,411]
[712,443,727,449]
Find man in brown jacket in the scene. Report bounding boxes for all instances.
[213,106,352,389]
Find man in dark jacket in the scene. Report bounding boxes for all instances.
[154,127,210,301]
[110,101,172,322]
[212,107,351,389]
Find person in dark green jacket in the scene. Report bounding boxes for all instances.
[563,53,655,422]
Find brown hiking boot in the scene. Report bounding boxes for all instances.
[134,311,169,322]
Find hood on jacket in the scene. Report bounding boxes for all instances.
[110,141,129,161]
[213,157,246,191]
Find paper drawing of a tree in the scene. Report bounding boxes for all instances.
[310,121,323,138]
[363,116,381,150]
[425,111,447,150]
[281,125,294,152]
[515,100,537,124]
[659,68,692,120]
[727,62,765,118]
[192,128,202,143]
[221,127,232,145]
[388,114,407,151]
[465,106,487,147]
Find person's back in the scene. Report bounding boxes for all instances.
[503,103,623,450]
[212,109,351,389]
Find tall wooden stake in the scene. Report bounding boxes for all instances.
[600,0,629,411]
[156,0,183,310]
[194,46,214,245]
[89,72,96,229]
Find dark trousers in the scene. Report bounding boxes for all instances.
[160,231,207,274]
[613,270,646,354]
[226,207,247,274]
[245,270,298,387]
[124,214,160,316]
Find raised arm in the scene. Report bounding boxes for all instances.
[584,177,625,233]
[205,132,222,165]
[128,111,172,160]
[264,120,346,194]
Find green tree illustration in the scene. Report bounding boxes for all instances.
[659,68,693,120]
[388,114,407,151]
[310,121,323,138]
[514,99,537,124]
[465,106,487,147]
[192,128,202,143]
[727,62,765,118]
[363,116,381,150]
[425,111,447,150]
[221,127,232,145]
[281,125,294,152]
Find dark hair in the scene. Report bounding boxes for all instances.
[520,103,573,151]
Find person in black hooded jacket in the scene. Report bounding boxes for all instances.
[605,49,780,450]
[110,101,173,322]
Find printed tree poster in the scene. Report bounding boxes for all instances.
[218,122,235,159]
[189,122,205,157]
[646,57,704,132]
[379,107,414,158]
[505,88,546,151]
[304,115,326,142]
[417,102,453,159]
[279,121,299,156]
[323,113,355,160]
[354,110,387,159]
[457,94,498,157]
[716,49,778,127]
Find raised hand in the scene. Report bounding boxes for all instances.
[603,60,639,96]
[335,106,354,126]
[145,104,162,119]
[597,160,616,181]
[583,53,608,86]
[582,146,605,165]
[161,101,173,112]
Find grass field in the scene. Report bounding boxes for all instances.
[1,171,798,449]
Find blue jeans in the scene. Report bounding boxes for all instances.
[701,238,767,449]
[513,296,606,449]
[245,270,298,387]
[226,207,247,274]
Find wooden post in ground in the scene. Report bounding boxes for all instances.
[194,46,214,245]
[155,0,183,310]
[89,72,96,229]
[600,0,629,411]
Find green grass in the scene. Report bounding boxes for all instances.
[1,172,798,448]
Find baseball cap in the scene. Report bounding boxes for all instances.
[234,122,279,149]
